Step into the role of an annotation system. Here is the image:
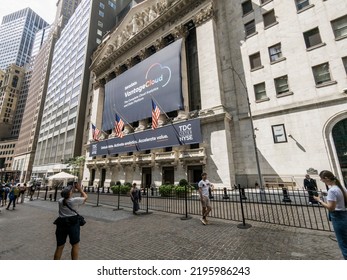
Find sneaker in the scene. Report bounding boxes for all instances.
[308,202,312,205]
[200,218,206,225]
[204,218,210,225]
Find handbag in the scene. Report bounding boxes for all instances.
[64,202,86,226]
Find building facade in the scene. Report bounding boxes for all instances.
[13,0,83,182]
[0,8,48,70]
[240,0,347,186]
[83,0,254,189]
[84,0,347,190]
[32,0,128,178]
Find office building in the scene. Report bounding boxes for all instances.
[32,0,125,178]
[0,8,48,70]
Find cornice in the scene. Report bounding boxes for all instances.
[91,0,213,78]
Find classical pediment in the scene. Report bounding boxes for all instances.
[91,0,173,70]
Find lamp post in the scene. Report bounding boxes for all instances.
[230,67,265,199]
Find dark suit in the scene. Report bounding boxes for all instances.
[304,178,318,204]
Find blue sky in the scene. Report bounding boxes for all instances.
[0,0,56,24]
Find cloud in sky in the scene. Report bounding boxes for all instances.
[0,0,57,24]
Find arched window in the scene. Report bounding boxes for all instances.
[12,75,19,88]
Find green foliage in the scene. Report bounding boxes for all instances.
[159,184,175,197]
[111,184,131,195]
[174,185,193,197]
[64,156,85,179]
[124,182,132,188]
[178,178,189,187]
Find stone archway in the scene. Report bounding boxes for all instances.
[323,111,347,186]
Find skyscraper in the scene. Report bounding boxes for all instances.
[0,8,48,70]
[32,0,122,178]
[13,0,82,182]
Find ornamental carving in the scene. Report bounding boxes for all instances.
[193,2,213,26]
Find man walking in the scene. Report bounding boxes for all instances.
[304,174,318,205]
[198,172,214,225]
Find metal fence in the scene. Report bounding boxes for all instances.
[34,185,332,232]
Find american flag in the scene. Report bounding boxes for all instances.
[114,113,124,138]
[91,123,101,141]
[152,99,161,130]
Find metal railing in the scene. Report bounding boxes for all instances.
[36,184,332,232]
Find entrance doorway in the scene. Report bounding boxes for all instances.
[332,118,347,186]
[142,167,152,189]
[90,169,95,186]
[162,166,174,185]
[187,165,203,187]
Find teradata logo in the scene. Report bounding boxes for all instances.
[124,63,172,98]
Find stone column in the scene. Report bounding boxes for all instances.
[91,79,105,138]
[194,4,222,109]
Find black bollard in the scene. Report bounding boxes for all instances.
[282,187,292,203]
[49,194,52,201]
[209,186,214,199]
[151,187,154,196]
[107,187,110,193]
[222,187,230,199]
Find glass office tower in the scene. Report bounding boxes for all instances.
[0,8,48,70]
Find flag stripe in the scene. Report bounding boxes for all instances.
[114,114,124,138]
[152,100,160,130]
[92,124,101,141]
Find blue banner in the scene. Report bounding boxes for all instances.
[90,119,202,156]
[102,39,183,131]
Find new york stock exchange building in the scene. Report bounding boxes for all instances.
[82,0,256,190]
[82,0,347,190]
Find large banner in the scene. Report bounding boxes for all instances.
[102,39,183,131]
[90,119,202,156]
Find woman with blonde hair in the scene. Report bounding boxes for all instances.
[314,170,347,259]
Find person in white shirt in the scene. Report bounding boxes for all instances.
[198,172,214,225]
[314,170,347,260]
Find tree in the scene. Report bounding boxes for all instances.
[64,156,85,180]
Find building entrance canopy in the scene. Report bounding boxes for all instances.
[90,119,202,156]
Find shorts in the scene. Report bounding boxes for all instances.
[200,195,211,208]
[55,217,80,246]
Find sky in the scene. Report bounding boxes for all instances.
[0,0,57,24]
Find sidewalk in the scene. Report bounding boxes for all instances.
[0,198,342,260]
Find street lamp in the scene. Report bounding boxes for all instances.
[230,67,264,194]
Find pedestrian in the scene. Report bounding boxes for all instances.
[6,185,18,210]
[313,170,347,260]
[4,184,10,206]
[198,172,214,225]
[0,184,4,207]
[29,183,36,201]
[130,183,141,215]
[53,182,88,260]
[18,183,27,203]
[304,174,318,205]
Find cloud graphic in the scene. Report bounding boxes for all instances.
[145,63,171,87]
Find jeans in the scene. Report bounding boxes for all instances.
[330,211,347,260]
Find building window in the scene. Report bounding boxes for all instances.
[263,10,276,28]
[97,29,102,36]
[244,20,256,36]
[249,52,262,70]
[260,0,272,4]
[268,43,282,62]
[242,0,253,16]
[99,2,105,9]
[99,10,104,17]
[331,15,347,39]
[108,0,116,9]
[342,57,347,74]
[96,38,101,44]
[254,82,267,101]
[303,27,322,48]
[312,63,332,85]
[98,21,103,28]
[274,75,290,95]
[295,0,310,11]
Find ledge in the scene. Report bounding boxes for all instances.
[276,91,293,98]
[264,21,279,30]
[306,42,326,51]
[260,0,273,7]
[245,31,258,40]
[315,80,337,88]
[250,65,264,72]
[255,97,270,103]
[335,34,347,42]
[270,57,286,65]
